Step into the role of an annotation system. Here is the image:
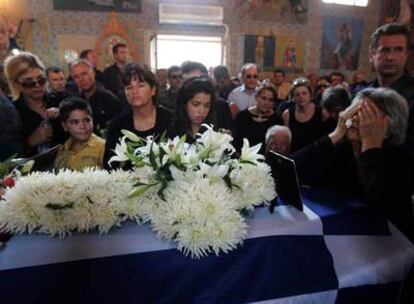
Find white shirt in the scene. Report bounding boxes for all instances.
[227,85,257,111]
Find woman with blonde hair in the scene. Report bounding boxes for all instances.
[4,52,66,156]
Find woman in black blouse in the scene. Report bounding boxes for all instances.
[104,63,171,169]
[282,77,327,152]
[234,82,282,153]
[4,52,66,156]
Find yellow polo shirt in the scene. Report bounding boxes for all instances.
[54,134,105,171]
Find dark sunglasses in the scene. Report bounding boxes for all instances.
[245,74,258,79]
[18,77,47,89]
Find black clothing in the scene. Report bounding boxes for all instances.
[234,110,282,153]
[217,82,236,100]
[288,105,324,152]
[370,72,414,156]
[14,95,67,157]
[103,106,171,170]
[45,90,72,107]
[82,86,123,137]
[94,68,105,85]
[103,63,125,96]
[0,96,23,160]
[157,88,178,113]
[291,136,414,240]
[215,97,234,133]
[292,136,362,195]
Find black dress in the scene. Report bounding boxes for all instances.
[234,109,282,154]
[288,105,324,152]
[103,106,171,170]
[291,136,414,241]
[13,95,68,157]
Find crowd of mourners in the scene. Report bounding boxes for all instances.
[0,22,413,241]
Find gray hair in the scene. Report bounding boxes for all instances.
[240,63,257,77]
[265,125,292,145]
[344,87,408,146]
[69,59,94,72]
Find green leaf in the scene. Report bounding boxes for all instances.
[157,180,168,201]
[149,142,158,169]
[127,184,155,198]
[121,129,142,142]
[223,174,233,190]
[239,160,257,166]
[45,202,74,210]
[159,131,167,143]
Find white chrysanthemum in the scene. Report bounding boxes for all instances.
[150,177,246,258]
[0,170,137,237]
[231,162,276,210]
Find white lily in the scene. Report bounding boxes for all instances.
[108,137,129,166]
[240,139,264,165]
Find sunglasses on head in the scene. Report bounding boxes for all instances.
[292,78,309,87]
[17,77,47,89]
[245,74,258,79]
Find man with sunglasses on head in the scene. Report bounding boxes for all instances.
[157,65,182,113]
[228,63,259,119]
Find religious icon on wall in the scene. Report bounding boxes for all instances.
[53,0,141,13]
[275,37,304,73]
[320,16,364,71]
[244,35,275,71]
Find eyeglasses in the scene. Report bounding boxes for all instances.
[67,117,92,126]
[170,74,182,80]
[17,77,47,89]
[245,74,258,79]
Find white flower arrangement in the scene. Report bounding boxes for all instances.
[0,126,276,258]
[0,169,137,237]
[110,125,276,258]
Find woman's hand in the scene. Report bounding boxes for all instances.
[27,123,53,147]
[46,107,60,119]
[359,100,387,152]
[328,111,347,145]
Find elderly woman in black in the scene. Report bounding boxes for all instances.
[289,88,413,240]
[104,63,171,169]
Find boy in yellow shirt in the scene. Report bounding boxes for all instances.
[54,97,105,170]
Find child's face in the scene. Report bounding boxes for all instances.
[62,110,93,143]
